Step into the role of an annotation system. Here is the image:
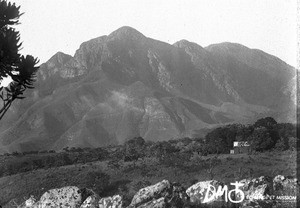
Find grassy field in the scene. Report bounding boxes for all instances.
[0,150,297,207]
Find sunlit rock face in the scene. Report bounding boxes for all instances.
[80,195,100,208]
[129,180,171,207]
[17,187,99,208]
[129,180,189,208]
[239,176,273,201]
[37,186,82,208]
[98,195,123,208]
[0,26,296,153]
[186,180,224,204]
[135,197,165,208]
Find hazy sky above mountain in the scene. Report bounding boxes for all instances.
[14,0,297,67]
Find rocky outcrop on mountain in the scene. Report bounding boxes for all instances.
[16,175,298,208]
[0,26,296,153]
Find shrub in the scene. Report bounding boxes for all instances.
[248,127,276,151]
[76,170,110,195]
[275,137,288,151]
[288,137,297,150]
[123,137,146,163]
[254,117,277,129]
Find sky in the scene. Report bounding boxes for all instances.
[11,0,298,67]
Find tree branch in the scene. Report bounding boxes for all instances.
[0,97,14,120]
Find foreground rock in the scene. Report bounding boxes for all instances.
[17,195,37,208]
[186,180,223,204]
[98,195,122,208]
[273,175,298,194]
[239,175,298,208]
[36,186,82,208]
[136,197,165,208]
[17,186,98,208]
[80,194,100,208]
[16,175,298,208]
[185,180,232,207]
[129,180,170,207]
[129,180,189,208]
[240,176,272,201]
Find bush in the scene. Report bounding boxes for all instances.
[275,137,288,151]
[76,170,110,195]
[123,137,146,162]
[159,151,192,170]
[288,137,297,150]
[248,127,276,152]
[254,117,277,129]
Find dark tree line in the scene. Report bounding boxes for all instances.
[204,117,297,154]
[0,117,296,177]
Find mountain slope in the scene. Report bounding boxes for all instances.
[0,26,296,153]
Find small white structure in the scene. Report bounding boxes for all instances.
[233,141,250,147]
[231,141,250,154]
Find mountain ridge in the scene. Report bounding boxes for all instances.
[0,26,296,153]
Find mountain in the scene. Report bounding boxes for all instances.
[0,26,296,153]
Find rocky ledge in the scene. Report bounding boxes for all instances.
[17,175,298,208]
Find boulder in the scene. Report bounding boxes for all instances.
[80,196,98,208]
[98,195,122,208]
[186,180,224,204]
[272,175,298,207]
[240,176,272,202]
[17,195,37,208]
[18,186,93,208]
[137,197,165,208]
[165,183,189,207]
[38,186,82,208]
[129,181,189,208]
[273,175,298,193]
[25,196,37,207]
[129,180,170,207]
[80,191,100,208]
[15,175,299,208]
[246,184,268,201]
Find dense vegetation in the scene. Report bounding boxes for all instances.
[204,117,297,154]
[0,117,297,178]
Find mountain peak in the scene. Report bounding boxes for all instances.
[47,51,72,66]
[108,26,146,40]
[173,39,204,50]
[174,39,190,45]
[205,42,249,52]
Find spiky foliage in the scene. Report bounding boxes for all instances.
[0,0,39,120]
